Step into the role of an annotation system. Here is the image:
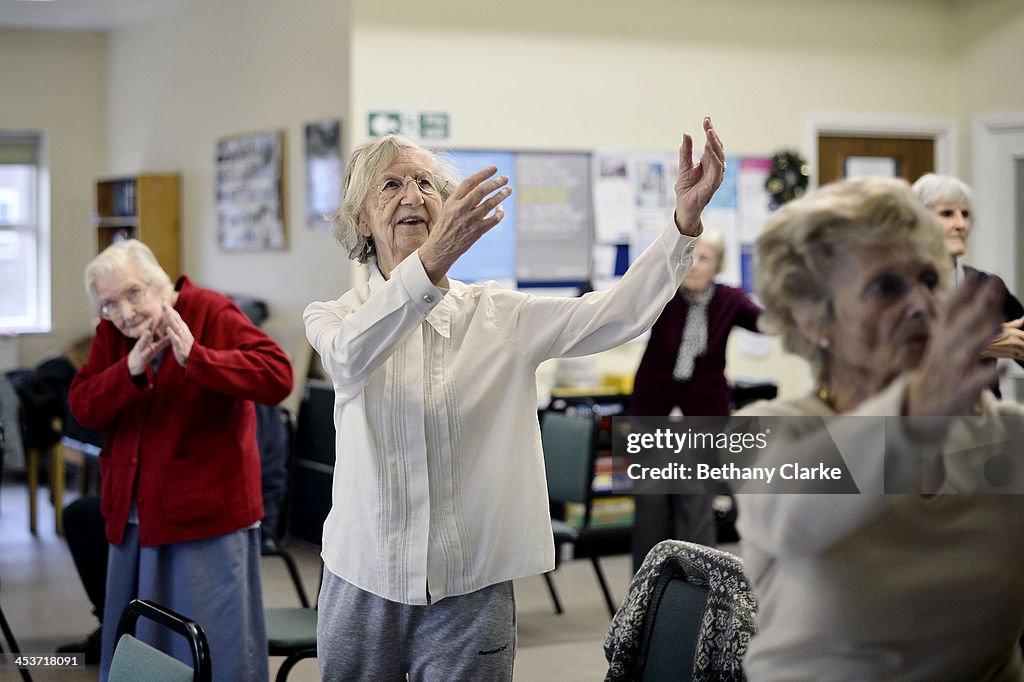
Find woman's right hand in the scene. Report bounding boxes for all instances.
[905,276,1002,416]
[126,321,171,377]
[417,166,512,285]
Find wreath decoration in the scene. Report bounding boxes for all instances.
[765,151,810,206]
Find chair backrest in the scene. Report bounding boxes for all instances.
[640,575,709,681]
[111,599,211,682]
[257,403,295,545]
[110,634,194,682]
[604,540,757,682]
[541,410,596,506]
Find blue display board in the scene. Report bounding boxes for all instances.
[443,150,517,283]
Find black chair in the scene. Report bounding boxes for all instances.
[265,559,320,682]
[109,599,211,682]
[0,578,32,682]
[262,405,319,681]
[260,406,311,609]
[541,410,618,618]
[604,540,757,681]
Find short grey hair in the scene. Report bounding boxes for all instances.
[911,173,973,212]
[332,135,459,264]
[84,239,173,310]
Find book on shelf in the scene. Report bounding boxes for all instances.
[564,496,635,530]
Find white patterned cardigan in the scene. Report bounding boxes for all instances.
[604,540,758,681]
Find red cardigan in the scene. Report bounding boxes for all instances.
[68,277,294,546]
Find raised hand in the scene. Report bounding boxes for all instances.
[674,116,726,237]
[126,320,171,376]
[418,166,512,284]
[905,276,1003,416]
[982,315,1024,360]
[162,302,194,367]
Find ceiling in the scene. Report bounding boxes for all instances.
[0,0,961,32]
[0,0,189,31]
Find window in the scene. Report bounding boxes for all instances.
[0,133,50,332]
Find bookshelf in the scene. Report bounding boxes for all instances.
[94,174,181,278]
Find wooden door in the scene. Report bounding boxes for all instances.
[818,136,935,187]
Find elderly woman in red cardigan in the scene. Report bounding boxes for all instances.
[69,239,293,681]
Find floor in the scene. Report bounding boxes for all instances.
[0,474,740,681]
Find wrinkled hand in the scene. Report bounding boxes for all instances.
[162,302,194,367]
[982,316,1024,360]
[127,320,171,376]
[418,166,512,285]
[905,277,1003,416]
[674,116,726,237]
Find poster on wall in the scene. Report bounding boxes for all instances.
[305,119,343,230]
[515,152,592,282]
[215,130,287,252]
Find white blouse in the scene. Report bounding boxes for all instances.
[304,222,697,604]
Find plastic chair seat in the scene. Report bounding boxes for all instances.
[551,519,579,543]
[266,607,318,653]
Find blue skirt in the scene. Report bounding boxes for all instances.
[99,523,268,681]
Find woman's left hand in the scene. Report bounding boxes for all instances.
[674,116,726,237]
[162,302,194,367]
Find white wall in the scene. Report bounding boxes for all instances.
[954,0,1024,173]
[0,29,107,365]
[104,0,352,371]
[349,0,961,398]
[953,0,1024,286]
[351,0,955,153]
[10,0,1024,397]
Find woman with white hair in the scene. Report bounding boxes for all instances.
[912,172,1024,366]
[304,118,725,679]
[69,238,293,681]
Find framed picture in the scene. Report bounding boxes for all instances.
[216,130,286,251]
[304,119,343,230]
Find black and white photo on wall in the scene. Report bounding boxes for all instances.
[305,119,343,230]
[215,129,287,252]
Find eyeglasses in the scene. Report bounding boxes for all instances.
[99,285,149,320]
[375,172,447,201]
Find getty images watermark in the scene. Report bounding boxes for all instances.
[612,416,1024,495]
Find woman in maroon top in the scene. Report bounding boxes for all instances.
[630,233,761,571]
[69,239,293,681]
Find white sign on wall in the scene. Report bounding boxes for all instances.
[367,110,451,142]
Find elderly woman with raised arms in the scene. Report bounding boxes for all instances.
[304,118,725,679]
[735,177,1024,680]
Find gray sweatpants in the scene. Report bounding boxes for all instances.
[317,570,516,681]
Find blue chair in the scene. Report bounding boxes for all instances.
[110,599,211,682]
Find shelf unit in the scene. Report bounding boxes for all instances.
[94,173,181,278]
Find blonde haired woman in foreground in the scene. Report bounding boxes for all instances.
[735,177,1024,681]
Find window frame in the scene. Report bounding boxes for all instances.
[0,132,51,333]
